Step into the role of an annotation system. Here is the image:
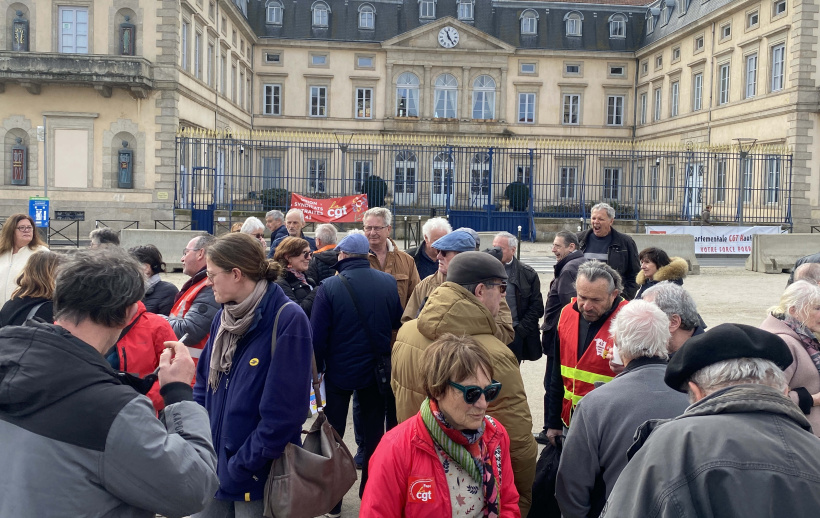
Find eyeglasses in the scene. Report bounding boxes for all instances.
[448,380,502,405]
[182,248,201,256]
[299,251,312,259]
[206,269,232,281]
[484,281,508,294]
[363,225,388,233]
[435,249,455,258]
[16,226,34,232]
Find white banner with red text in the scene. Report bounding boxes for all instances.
[645,225,782,254]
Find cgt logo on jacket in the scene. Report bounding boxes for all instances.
[408,478,436,503]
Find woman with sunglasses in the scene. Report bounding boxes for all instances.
[362,333,520,517]
[0,214,49,306]
[273,236,318,317]
[240,216,267,250]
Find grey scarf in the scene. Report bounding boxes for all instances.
[208,279,269,391]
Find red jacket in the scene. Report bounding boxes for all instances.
[361,412,521,518]
[114,301,178,412]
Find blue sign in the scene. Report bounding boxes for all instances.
[29,197,49,228]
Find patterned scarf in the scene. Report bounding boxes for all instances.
[287,267,307,285]
[421,398,499,518]
[784,316,820,377]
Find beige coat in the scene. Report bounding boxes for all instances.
[401,270,516,344]
[368,238,420,310]
[392,281,537,517]
[759,314,820,436]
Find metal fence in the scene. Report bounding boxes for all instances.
[175,131,793,234]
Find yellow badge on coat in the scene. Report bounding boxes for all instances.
[249,358,259,366]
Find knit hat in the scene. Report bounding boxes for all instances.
[446,251,508,285]
[432,230,476,253]
[336,233,370,255]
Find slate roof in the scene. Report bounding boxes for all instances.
[641,0,736,47]
[247,0,649,51]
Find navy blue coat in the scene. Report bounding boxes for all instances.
[193,282,313,501]
[310,257,402,391]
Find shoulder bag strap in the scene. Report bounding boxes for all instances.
[25,301,47,322]
[271,301,323,409]
[338,273,379,357]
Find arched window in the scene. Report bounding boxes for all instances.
[609,13,626,38]
[434,74,458,118]
[470,153,491,204]
[472,75,496,120]
[565,12,583,36]
[432,152,453,204]
[266,0,283,24]
[520,9,538,35]
[457,0,474,21]
[396,72,420,117]
[419,0,436,19]
[358,4,375,29]
[311,1,330,27]
[394,151,417,203]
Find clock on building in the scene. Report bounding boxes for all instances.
[438,26,459,48]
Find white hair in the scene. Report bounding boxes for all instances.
[286,208,305,224]
[422,217,452,240]
[240,217,265,234]
[643,281,700,331]
[688,358,788,403]
[363,207,392,227]
[315,223,337,244]
[609,300,671,362]
[769,280,820,324]
[346,229,365,236]
[265,210,284,221]
[494,231,517,249]
[591,202,615,220]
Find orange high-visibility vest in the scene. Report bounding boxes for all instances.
[169,277,211,366]
[557,298,628,427]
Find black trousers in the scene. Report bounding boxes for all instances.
[324,382,387,514]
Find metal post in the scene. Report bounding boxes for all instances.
[516,225,522,260]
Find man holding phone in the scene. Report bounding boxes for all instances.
[0,248,218,517]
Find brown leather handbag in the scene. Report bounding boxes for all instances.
[263,303,358,518]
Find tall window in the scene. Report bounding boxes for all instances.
[667,164,676,202]
[715,159,726,203]
[693,73,703,111]
[264,84,281,115]
[310,86,327,117]
[60,7,89,54]
[771,44,785,91]
[470,153,490,197]
[220,53,227,95]
[395,151,417,194]
[354,161,372,192]
[670,81,679,117]
[194,31,202,79]
[653,88,661,121]
[359,4,375,29]
[432,153,453,197]
[472,75,496,120]
[565,12,582,36]
[308,159,326,193]
[516,165,532,185]
[518,93,535,123]
[560,167,577,199]
[646,13,654,33]
[640,93,647,125]
[457,0,474,20]
[651,166,659,201]
[356,87,372,119]
[604,168,621,200]
[745,54,757,98]
[419,0,435,19]
[266,0,283,24]
[239,69,245,109]
[207,42,215,86]
[520,10,538,35]
[635,166,644,202]
[312,1,329,27]
[607,95,624,126]
[563,94,580,125]
[396,72,419,117]
[718,63,730,105]
[181,20,189,69]
[609,14,626,38]
[766,156,780,204]
[433,74,458,119]
[742,158,753,203]
[231,64,237,103]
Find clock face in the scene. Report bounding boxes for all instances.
[438,26,459,48]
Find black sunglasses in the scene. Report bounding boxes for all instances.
[448,380,502,404]
[484,281,507,294]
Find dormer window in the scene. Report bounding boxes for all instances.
[646,10,657,33]
[266,0,283,24]
[609,13,627,38]
[457,0,474,21]
[520,9,538,35]
[358,4,375,29]
[565,12,583,36]
[419,0,436,19]
[311,1,330,27]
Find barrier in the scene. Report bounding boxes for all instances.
[120,229,209,271]
[627,234,700,275]
[745,234,820,273]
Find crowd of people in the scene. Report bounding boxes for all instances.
[0,201,819,518]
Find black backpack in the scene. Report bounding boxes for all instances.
[529,437,563,517]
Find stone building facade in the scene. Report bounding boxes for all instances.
[0,0,816,231]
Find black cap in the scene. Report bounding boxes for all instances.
[665,323,793,392]
[446,251,508,285]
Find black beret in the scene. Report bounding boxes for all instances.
[665,323,793,392]
[446,251,507,285]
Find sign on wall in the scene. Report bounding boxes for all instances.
[645,225,782,255]
[29,197,49,228]
[290,194,369,223]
